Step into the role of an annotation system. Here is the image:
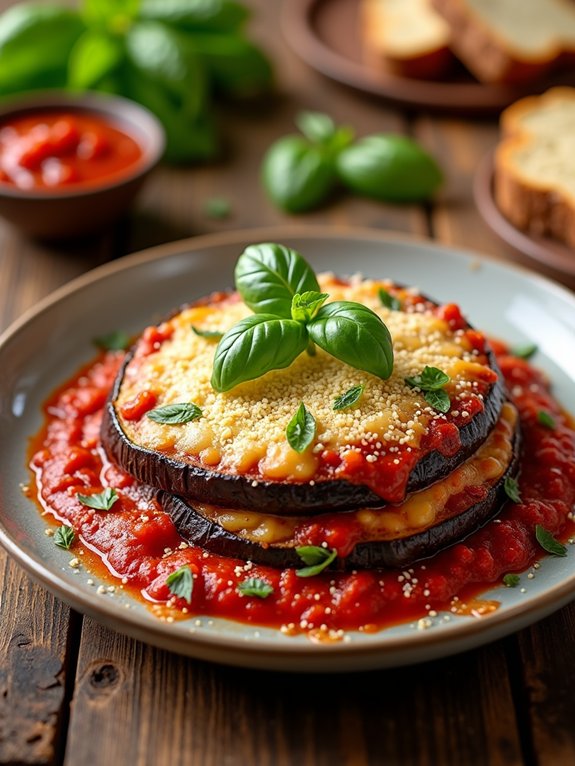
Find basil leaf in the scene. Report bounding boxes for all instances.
[69,30,124,89]
[261,136,336,213]
[0,5,85,94]
[296,111,336,144]
[510,343,537,359]
[211,315,308,392]
[140,0,249,33]
[336,134,442,203]
[308,301,393,380]
[54,525,75,550]
[405,366,450,391]
[237,577,274,599]
[82,0,140,24]
[504,476,522,504]
[378,287,401,311]
[204,197,230,219]
[191,325,223,340]
[94,330,131,351]
[77,487,118,511]
[537,410,556,429]
[286,402,316,453]
[147,402,203,424]
[186,34,272,99]
[291,291,329,322]
[235,243,320,317]
[424,389,451,414]
[295,546,337,577]
[126,21,206,122]
[166,565,194,603]
[535,525,568,557]
[333,384,364,411]
[503,573,520,588]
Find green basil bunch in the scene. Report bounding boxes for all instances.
[210,243,394,392]
[0,0,272,162]
[262,112,442,213]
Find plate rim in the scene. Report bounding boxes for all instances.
[2,224,575,668]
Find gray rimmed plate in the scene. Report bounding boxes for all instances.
[1,226,575,672]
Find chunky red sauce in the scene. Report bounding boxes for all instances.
[0,111,142,190]
[29,346,575,635]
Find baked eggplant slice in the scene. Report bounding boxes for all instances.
[102,275,505,514]
[160,403,521,569]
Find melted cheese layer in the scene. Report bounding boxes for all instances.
[116,275,496,480]
[189,402,518,546]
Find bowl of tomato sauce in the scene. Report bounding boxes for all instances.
[0,91,165,239]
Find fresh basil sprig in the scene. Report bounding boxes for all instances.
[295,545,337,577]
[191,326,223,341]
[94,330,131,351]
[286,403,316,453]
[211,244,394,392]
[504,476,522,504]
[537,410,556,429]
[405,366,451,414]
[503,573,520,588]
[378,287,401,311]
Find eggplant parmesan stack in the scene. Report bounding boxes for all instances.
[101,252,519,571]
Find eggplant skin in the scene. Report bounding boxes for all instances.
[159,420,520,571]
[101,346,505,515]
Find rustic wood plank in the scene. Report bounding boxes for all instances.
[0,555,73,766]
[514,606,575,765]
[65,618,523,766]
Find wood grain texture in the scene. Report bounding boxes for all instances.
[65,618,523,766]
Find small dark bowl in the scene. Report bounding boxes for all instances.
[0,91,165,239]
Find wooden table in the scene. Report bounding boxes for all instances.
[2,2,575,764]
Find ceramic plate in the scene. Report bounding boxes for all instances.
[281,0,575,115]
[474,152,575,279]
[1,227,575,672]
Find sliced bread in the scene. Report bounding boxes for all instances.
[361,0,454,80]
[431,0,575,84]
[494,87,575,248]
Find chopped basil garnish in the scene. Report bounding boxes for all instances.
[286,402,316,453]
[405,366,450,391]
[537,410,556,429]
[166,565,194,603]
[94,330,131,351]
[191,326,223,341]
[405,366,451,413]
[54,525,75,550]
[511,343,537,359]
[378,287,401,311]
[424,389,451,414]
[237,577,274,599]
[295,545,337,577]
[503,573,520,588]
[504,476,522,504]
[77,487,118,511]
[535,525,568,557]
[333,384,364,411]
[204,197,231,219]
[147,402,203,425]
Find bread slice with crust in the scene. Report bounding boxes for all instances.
[494,87,575,249]
[431,0,575,84]
[361,0,454,80]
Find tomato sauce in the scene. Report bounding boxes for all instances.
[28,347,575,635]
[0,111,142,190]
